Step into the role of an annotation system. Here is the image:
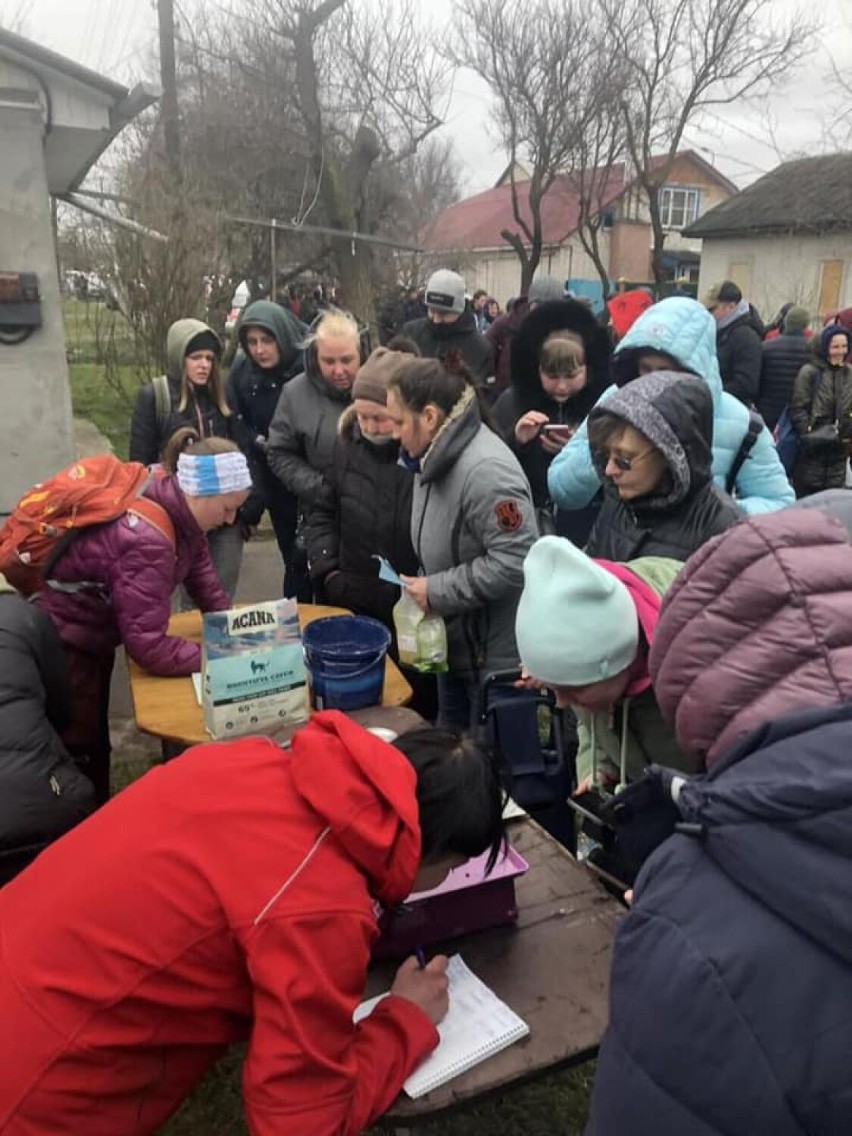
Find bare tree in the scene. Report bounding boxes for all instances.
[601,0,814,283]
[237,0,451,332]
[450,0,623,294]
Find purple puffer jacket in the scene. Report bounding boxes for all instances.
[649,507,852,769]
[40,477,230,676]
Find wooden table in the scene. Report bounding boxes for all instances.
[373,818,622,1129]
[127,604,413,747]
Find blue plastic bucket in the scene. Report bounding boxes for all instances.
[303,615,391,712]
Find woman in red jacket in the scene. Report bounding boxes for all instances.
[41,437,252,802]
[0,711,505,1136]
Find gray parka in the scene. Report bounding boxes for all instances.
[266,348,352,510]
[413,388,537,680]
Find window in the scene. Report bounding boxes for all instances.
[659,187,700,230]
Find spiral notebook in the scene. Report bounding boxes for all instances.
[354,954,529,1098]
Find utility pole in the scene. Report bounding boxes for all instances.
[157,0,181,175]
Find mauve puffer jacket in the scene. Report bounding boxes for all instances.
[40,477,230,675]
[649,507,852,768]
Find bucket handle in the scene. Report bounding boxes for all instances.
[306,650,387,683]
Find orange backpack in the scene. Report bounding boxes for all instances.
[0,454,176,596]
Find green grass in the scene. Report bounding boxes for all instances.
[63,299,144,459]
[68,362,140,459]
[156,1051,593,1135]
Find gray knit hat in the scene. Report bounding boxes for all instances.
[424,269,466,314]
[528,275,565,304]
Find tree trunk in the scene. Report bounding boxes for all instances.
[646,183,667,286]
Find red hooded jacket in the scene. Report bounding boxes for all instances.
[0,712,437,1135]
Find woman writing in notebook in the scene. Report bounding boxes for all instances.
[0,712,505,1135]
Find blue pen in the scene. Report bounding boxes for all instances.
[415,945,427,969]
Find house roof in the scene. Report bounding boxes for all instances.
[421,165,628,252]
[684,153,852,239]
[0,26,128,99]
[0,27,159,193]
[422,149,734,252]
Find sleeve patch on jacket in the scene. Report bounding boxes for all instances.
[494,499,523,532]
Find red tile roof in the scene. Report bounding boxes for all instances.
[421,166,629,252]
[421,150,735,252]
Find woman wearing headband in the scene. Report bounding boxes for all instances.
[39,438,252,803]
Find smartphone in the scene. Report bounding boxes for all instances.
[541,424,574,439]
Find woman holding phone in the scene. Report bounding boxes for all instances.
[493,300,611,542]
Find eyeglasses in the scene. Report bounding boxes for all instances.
[596,447,656,472]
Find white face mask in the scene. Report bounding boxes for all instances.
[362,431,395,446]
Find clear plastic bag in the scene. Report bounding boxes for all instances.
[393,588,448,673]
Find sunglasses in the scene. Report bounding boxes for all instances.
[596,447,656,472]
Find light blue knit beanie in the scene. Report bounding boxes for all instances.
[515,536,639,686]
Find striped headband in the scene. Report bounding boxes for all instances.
[176,451,252,497]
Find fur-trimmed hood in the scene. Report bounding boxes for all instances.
[418,385,479,484]
[509,299,612,418]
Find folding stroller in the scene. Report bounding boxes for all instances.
[478,669,577,852]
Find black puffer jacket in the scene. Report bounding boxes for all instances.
[716,308,764,406]
[585,370,740,562]
[266,345,353,510]
[305,407,418,627]
[758,331,813,430]
[0,583,95,869]
[401,308,494,390]
[492,300,612,505]
[790,328,852,496]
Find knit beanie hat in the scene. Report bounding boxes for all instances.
[515,536,639,686]
[185,329,222,358]
[528,275,565,304]
[424,269,466,314]
[783,306,810,333]
[352,347,413,405]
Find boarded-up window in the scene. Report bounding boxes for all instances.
[818,260,844,318]
[728,262,751,296]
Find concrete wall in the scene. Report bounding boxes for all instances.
[696,233,852,323]
[0,85,75,512]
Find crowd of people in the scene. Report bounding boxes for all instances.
[1,265,851,1134]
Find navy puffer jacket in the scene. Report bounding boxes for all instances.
[588,509,852,1135]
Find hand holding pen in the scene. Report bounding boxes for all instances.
[390,950,450,1025]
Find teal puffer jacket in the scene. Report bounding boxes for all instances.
[547,297,794,516]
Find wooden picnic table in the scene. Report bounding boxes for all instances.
[126,604,413,747]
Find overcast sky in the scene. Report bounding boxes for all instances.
[2,0,850,193]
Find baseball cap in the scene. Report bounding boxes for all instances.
[703,280,742,309]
